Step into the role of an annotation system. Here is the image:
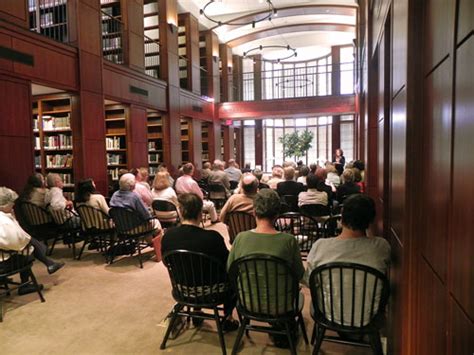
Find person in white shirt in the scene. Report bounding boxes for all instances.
[45,173,80,227]
[224,159,242,184]
[151,171,180,222]
[175,163,218,223]
[0,187,64,295]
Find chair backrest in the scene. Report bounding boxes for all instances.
[322,215,342,238]
[152,199,178,212]
[16,201,53,227]
[274,212,321,253]
[162,250,230,307]
[228,254,301,319]
[151,199,180,227]
[280,195,299,213]
[76,205,112,232]
[109,207,154,236]
[0,247,33,277]
[258,182,270,190]
[229,180,239,190]
[49,207,78,226]
[225,212,256,244]
[309,262,390,329]
[207,183,227,199]
[299,204,331,218]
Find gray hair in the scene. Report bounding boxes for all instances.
[46,173,61,188]
[254,189,280,219]
[0,187,19,209]
[119,173,136,191]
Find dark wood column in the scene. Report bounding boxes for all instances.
[0,75,33,192]
[253,54,262,100]
[220,44,233,102]
[222,124,235,162]
[178,13,200,94]
[122,0,145,71]
[331,45,341,95]
[254,119,263,168]
[233,55,243,101]
[159,0,181,174]
[0,1,29,28]
[190,118,202,168]
[127,104,148,168]
[332,115,341,154]
[208,119,222,162]
[69,0,108,194]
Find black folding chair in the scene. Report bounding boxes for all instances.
[224,212,256,244]
[0,247,45,322]
[309,262,390,355]
[14,201,58,245]
[48,208,82,258]
[280,195,299,213]
[109,207,158,268]
[322,215,342,238]
[76,205,115,261]
[299,204,331,219]
[274,212,321,258]
[229,180,239,190]
[228,254,308,355]
[151,200,180,228]
[161,250,232,354]
[208,183,228,210]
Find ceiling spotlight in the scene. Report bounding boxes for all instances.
[200,0,276,27]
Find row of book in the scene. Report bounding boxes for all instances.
[43,134,73,150]
[147,141,162,150]
[42,115,71,130]
[46,154,73,168]
[29,0,66,11]
[107,154,125,165]
[103,37,122,51]
[148,153,160,163]
[106,137,125,150]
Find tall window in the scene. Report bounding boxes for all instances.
[243,58,254,101]
[242,120,256,168]
[340,46,355,94]
[340,115,355,162]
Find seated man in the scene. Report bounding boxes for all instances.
[276,167,305,197]
[0,187,64,295]
[110,173,162,244]
[219,174,258,223]
[44,173,80,227]
[227,189,304,348]
[224,159,242,185]
[266,166,284,190]
[208,160,231,197]
[130,168,153,207]
[161,193,238,331]
[304,194,391,325]
[200,161,212,181]
[298,174,328,207]
[175,163,218,223]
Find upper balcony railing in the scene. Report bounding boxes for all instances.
[101,10,125,65]
[29,0,69,43]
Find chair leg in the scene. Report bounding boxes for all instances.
[312,324,326,355]
[48,235,60,256]
[368,331,383,355]
[231,319,247,355]
[298,313,309,345]
[71,233,77,259]
[28,269,45,303]
[137,239,143,269]
[77,237,88,261]
[160,305,181,350]
[214,307,227,355]
[285,321,297,355]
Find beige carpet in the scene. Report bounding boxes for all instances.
[0,223,372,355]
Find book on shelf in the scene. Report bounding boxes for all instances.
[42,115,71,130]
[44,134,73,150]
[35,137,41,149]
[103,37,122,51]
[106,137,123,149]
[108,168,120,181]
[148,153,159,163]
[107,154,124,165]
[34,156,41,168]
[46,154,73,168]
[144,2,158,14]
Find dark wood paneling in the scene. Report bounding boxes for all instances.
[457,0,474,44]
[79,51,103,94]
[390,88,406,244]
[0,136,33,192]
[128,105,148,168]
[0,0,28,28]
[392,0,407,95]
[422,59,452,282]
[370,0,391,55]
[77,1,102,55]
[179,89,213,120]
[423,0,454,74]
[417,258,447,355]
[217,95,355,120]
[450,299,474,354]
[190,118,202,168]
[451,37,474,319]
[387,236,404,355]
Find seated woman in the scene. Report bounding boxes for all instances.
[336,169,361,203]
[18,174,47,208]
[151,171,179,223]
[296,165,310,186]
[0,187,64,295]
[75,178,110,216]
[298,174,328,207]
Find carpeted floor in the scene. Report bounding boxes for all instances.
[0,222,373,355]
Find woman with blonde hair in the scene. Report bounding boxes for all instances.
[151,171,179,222]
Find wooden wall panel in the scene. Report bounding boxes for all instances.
[423,0,454,74]
[390,88,406,244]
[77,2,102,54]
[128,105,148,168]
[451,37,474,319]
[217,95,355,120]
[370,0,390,55]
[179,89,213,121]
[387,238,404,355]
[417,258,447,355]
[190,118,202,168]
[0,0,28,28]
[392,0,407,95]
[79,51,103,94]
[422,59,452,282]
[457,0,474,44]
[450,299,474,354]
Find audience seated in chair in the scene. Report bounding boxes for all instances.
[336,169,361,204]
[219,174,258,223]
[75,178,110,216]
[209,160,231,198]
[0,187,64,295]
[18,173,48,208]
[228,188,304,349]
[161,193,238,330]
[151,171,180,225]
[130,168,153,208]
[45,173,80,228]
[175,163,218,224]
[298,174,328,208]
[277,167,305,198]
[267,166,285,189]
[224,159,242,186]
[297,165,310,186]
[200,161,212,181]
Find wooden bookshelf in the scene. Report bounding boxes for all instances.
[105,104,128,181]
[28,0,68,43]
[33,95,75,195]
[101,0,123,64]
[147,110,163,178]
[202,122,209,162]
[178,22,188,89]
[199,34,208,96]
[144,0,160,78]
[180,118,192,163]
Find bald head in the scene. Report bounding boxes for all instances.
[241,173,258,195]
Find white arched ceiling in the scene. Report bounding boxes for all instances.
[177,0,357,61]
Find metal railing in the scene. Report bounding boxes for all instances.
[101,10,124,64]
[144,35,160,78]
[29,0,68,43]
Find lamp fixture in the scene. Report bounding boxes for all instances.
[200,0,277,27]
[243,45,297,63]
[275,78,314,89]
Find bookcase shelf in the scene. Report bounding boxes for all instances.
[202,122,210,162]
[178,20,188,90]
[28,0,68,43]
[180,118,192,164]
[147,111,163,177]
[101,0,123,64]
[32,96,75,192]
[105,104,129,181]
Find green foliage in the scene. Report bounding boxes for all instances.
[278,129,314,161]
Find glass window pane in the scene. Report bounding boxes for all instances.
[274,128,284,166]
[243,120,255,126]
[295,118,306,127]
[243,127,255,168]
[340,122,354,163]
